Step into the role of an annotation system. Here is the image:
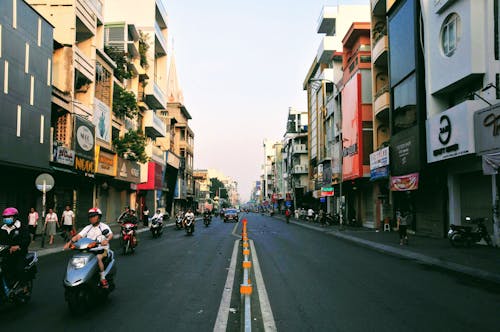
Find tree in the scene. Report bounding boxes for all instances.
[209,178,228,199]
[113,85,138,119]
[113,130,148,163]
[104,46,133,82]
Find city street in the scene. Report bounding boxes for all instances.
[1,213,499,331]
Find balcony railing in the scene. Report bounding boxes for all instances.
[317,6,337,34]
[292,144,308,155]
[146,142,165,164]
[292,165,309,174]
[145,81,166,109]
[154,22,168,57]
[317,36,337,64]
[372,34,388,66]
[73,46,94,82]
[87,0,103,24]
[76,0,96,36]
[143,110,166,138]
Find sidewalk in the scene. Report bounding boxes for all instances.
[275,215,500,285]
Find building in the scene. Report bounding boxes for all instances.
[0,0,54,221]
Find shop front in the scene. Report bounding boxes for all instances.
[370,147,391,229]
[137,161,166,215]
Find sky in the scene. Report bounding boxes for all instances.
[166,0,369,202]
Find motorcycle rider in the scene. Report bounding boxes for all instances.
[0,207,31,296]
[65,208,113,288]
[183,209,195,230]
[151,209,163,224]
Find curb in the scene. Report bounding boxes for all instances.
[274,215,500,285]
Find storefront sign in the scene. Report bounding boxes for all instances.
[53,146,75,166]
[321,187,334,197]
[74,155,95,177]
[370,147,389,170]
[427,103,475,163]
[96,148,116,176]
[74,116,95,160]
[390,172,419,191]
[137,162,164,190]
[390,126,420,176]
[370,165,389,180]
[116,158,141,183]
[94,98,111,143]
[474,103,500,155]
[166,151,180,169]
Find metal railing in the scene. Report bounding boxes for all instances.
[240,219,252,331]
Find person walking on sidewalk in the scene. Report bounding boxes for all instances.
[44,208,60,245]
[142,205,150,227]
[398,210,410,245]
[61,205,75,242]
[27,208,39,241]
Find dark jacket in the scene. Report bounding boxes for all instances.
[0,220,31,255]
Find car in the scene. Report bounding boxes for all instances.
[223,208,239,223]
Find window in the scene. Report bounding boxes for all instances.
[441,13,460,57]
[12,0,17,29]
[40,115,44,143]
[3,60,8,94]
[47,59,51,86]
[30,75,34,105]
[37,19,42,47]
[17,105,21,137]
[25,43,29,73]
[0,24,2,58]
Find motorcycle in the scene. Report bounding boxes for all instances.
[63,236,116,313]
[448,216,493,247]
[175,215,183,230]
[0,245,37,305]
[150,217,163,238]
[203,214,211,227]
[120,222,138,254]
[185,216,195,236]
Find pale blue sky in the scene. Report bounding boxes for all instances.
[166,0,370,201]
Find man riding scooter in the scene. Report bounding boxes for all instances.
[65,208,113,288]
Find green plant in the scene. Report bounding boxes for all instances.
[104,46,133,81]
[138,31,150,69]
[113,85,138,119]
[113,130,149,163]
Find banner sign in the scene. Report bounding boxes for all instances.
[474,103,500,155]
[370,165,389,181]
[370,147,389,170]
[321,187,334,197]
[74,116,95,160]
[390,172,419,191]
[96,147,116,176]
[94,98,111,143]
[53,146,75,166]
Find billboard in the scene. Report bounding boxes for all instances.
[341,73,362,180]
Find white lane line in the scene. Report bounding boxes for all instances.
[231,221,240,238]
[213,240,240,332]
[250,239,277,332]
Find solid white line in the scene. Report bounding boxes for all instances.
[231,221,240,238]
[250,240,277,332]
[213,240,239,332]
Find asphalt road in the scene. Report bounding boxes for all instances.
[1,213,499,332]
[246,213,500,332]
[0,217,238,332]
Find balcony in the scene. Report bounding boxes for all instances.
[292,144,308,155]
[143,110,166,138]
[73,46,94,82]
[317,36,339,64]
[145,81,166,109]
[373,88,390,120]
[154,22,168,57]
[76,0,96,40]
[292,165,309,174]
[146,142,165,164]
[88,0,104,25]
[155,0,168,29]
[317,6,337,34]
[372,34,388,67]
[371,0,386,15]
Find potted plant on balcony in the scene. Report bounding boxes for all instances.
[113,130,148,163]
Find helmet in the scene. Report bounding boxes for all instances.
[2,207,19,217]
[88,207,102,218]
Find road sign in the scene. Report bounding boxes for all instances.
[35,173,55,192]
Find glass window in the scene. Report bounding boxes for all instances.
[441,13,460,57]
[393,73,417,132]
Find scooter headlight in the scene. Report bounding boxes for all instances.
[70,257,89,269]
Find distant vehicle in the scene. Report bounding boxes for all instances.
[223,208,239,223]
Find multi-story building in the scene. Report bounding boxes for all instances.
[422,0,499,241]
[193,169,211,212]
[261,139,279,206]
[0,0,54,221]
[105,0,170,216]
[282,107,309,210]
[304,4,370,215]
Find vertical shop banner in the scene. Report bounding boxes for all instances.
[341,73,362,180]
[390,126,420,176]
[94,98,111,143]
[370,147,390,180]
[74,116,95,176]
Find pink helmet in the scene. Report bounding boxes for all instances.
[2,207,19,217]
[88,207,102,218]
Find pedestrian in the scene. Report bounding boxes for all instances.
[398,210,410,245]
[307,207,314,222]
[142,205,150,227]
[44,208,60,245]
[61,205,75,241]
[294,208,299,219]
[28,207,39,241]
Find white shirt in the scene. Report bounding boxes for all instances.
[152,213,163,221]
[184,212,195,220]
[307,209,314,216]
[46,212,58,222]
[78,223,112,249]
[28,212,39,226]
[62,210,74,226]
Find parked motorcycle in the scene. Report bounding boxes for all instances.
[63,236,116,313]
[120,222,137,254]
[175,216,183,230]
[448,216,493,247]
[0,245,37,305]
[185,216,195,236]
[150,217,163,238]
[203,215,211,227]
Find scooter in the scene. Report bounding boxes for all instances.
[150,217,163,238]
[203,214,211,227]
[63,235,116,313]
[175,216,183,230]
[448,216,493,247]
[185,216,195,236]
[0,245,38,305]
[120,222,137,254]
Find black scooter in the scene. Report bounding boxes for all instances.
[448,216,492,247]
